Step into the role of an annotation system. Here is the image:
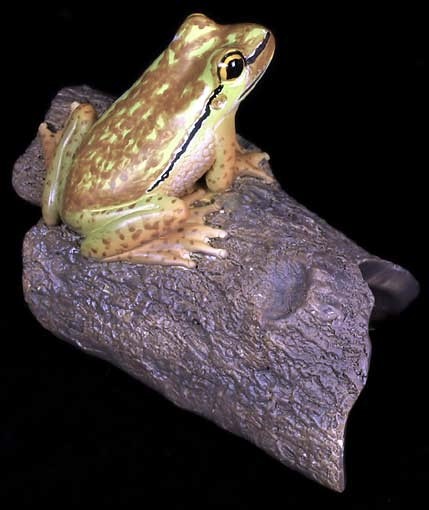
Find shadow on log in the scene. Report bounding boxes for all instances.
[13,86,419,491]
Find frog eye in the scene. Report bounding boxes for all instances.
[218,52,245,82]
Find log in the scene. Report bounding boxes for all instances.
[13,86,419,492]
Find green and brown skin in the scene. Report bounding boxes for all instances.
[39,13,275,268]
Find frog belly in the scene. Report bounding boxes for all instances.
[154,129,216,197]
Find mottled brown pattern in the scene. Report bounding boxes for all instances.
[62,14,272,213]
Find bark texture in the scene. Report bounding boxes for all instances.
[13,86,419,491]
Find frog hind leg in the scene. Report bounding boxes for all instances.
[105,220,227,268]
[40,102,97,225]
[205,112,273,192]
[78,192,227,269]
[118,192,227,268]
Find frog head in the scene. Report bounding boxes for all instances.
[169,13,275,123]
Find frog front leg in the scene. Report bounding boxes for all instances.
[73,193,226,268]
[205,112,273,192]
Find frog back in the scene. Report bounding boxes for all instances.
[63,60,212,213]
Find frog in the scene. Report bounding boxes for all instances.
[38,13,275,268]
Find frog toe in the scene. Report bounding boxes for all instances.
[179,224,227,241]
[173,225,228,259]
[183,240,228,258]
[104,248,197,268]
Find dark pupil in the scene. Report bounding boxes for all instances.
[227,58,244,79]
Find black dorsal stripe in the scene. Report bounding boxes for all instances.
[147,84,224,192]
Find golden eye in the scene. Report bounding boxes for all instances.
[218,52,245,82]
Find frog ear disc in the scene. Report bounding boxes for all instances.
[218,51,245,82]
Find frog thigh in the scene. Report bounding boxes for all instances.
[75,194,189,260]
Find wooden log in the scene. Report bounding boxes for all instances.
[13,86,419,491]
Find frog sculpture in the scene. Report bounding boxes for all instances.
[39,13,275,268]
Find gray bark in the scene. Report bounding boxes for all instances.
[13,86,419,491]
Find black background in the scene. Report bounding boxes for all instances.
[2,1,426,508]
